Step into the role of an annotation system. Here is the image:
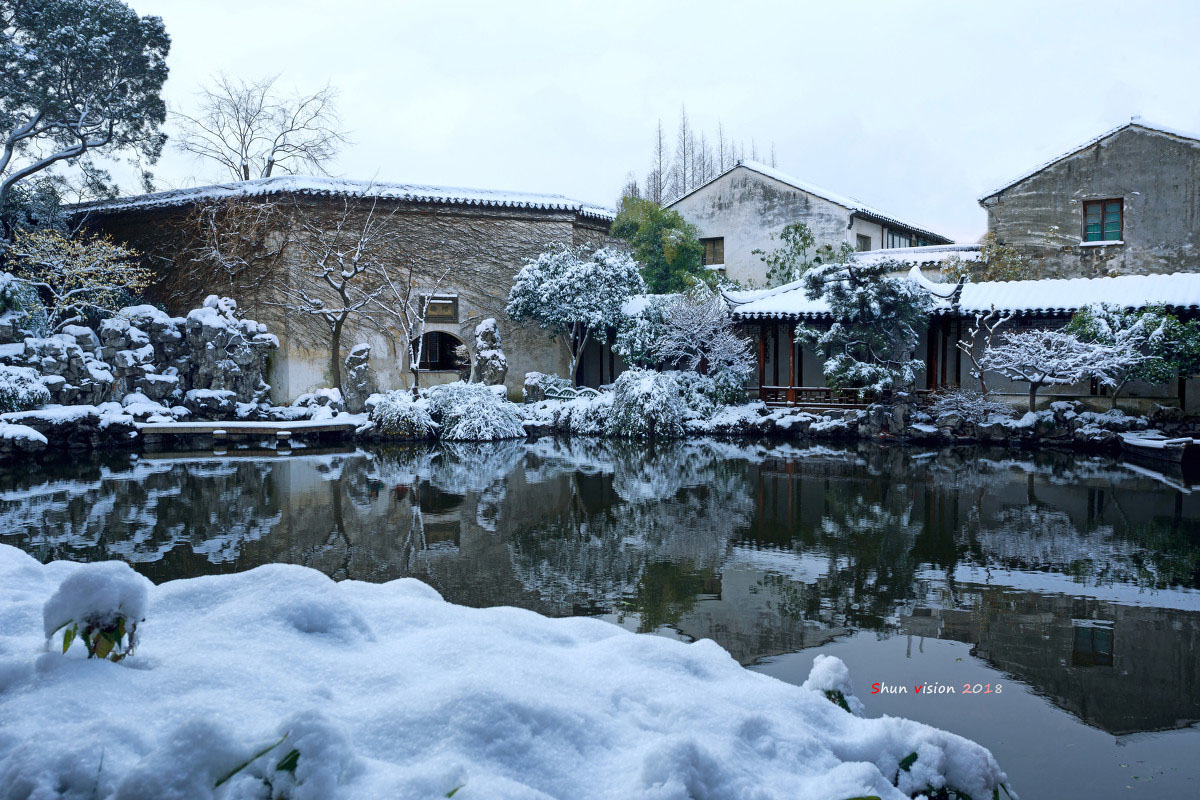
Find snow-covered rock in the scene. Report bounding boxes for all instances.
[342,344,376,414]
[0,544,1013,800]
[470,318,508,387]
[0,405,136,451]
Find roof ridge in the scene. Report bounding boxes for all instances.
[70,175,615,220]
[979,119,1200,202]
[667,160,952,244]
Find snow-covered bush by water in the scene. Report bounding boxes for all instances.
[423,381,525,441]
[368,390,437,439]
[607,368,687,439]
[42,559,150,662]
[0,544,1013,799]
[0,364,50,412]
[929,388,1016,425]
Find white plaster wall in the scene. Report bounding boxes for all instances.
[669,167,857,286]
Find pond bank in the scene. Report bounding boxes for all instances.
[3,395,1197,462]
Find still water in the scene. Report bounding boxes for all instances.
[3,439,1199,798]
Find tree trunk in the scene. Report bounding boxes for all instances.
[1110,379,1128,410]
[1028,382,1038,414]
[330,317,345,392]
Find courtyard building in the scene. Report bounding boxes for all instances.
[76,176,615,401]
[980,118,1200,279]
[666,160,954,286]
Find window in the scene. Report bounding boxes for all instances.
[1083,198,1122,242]
[415,331,466,371]
[886,230,912,249]
[700,237,724,266]
[1071,623,1114,667]
[856,234,872,252]
[419,294,458,323]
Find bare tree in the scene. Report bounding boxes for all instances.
[646,120,668,206]
[275,195,393,392]
[367,255,456,396]
[174,74,349,181]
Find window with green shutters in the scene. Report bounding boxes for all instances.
[1083,198,1122,242]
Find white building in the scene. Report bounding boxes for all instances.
[666,160,954,286]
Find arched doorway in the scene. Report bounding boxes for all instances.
[414,331,469,373]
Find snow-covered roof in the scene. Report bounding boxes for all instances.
[947,271,1200,316]
[668,160,953,244]
[851,244,980,269]
[980,119,1200,202]
[72,175,616,221]
[731,270,1200,321]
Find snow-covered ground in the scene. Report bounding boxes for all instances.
[0,544,1012,799]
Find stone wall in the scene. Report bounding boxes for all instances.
[982,125,1200,278]
[84,196,615,403]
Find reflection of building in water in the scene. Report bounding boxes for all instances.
[899,584,1200,735]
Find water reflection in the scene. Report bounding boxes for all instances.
[3,439,1198,740]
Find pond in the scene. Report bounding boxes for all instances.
[3,439,1199,798]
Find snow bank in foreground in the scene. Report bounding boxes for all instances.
[0,545,1011,799]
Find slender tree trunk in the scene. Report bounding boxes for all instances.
[1110,379,1128,410]
[1028,382,1039,413]
[330,316,345,392]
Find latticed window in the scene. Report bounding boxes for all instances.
[1083,198,1122,242]
[701,237,724,266]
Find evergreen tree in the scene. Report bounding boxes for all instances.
[610,197,708,294]
[0,0,170,235]
[797,255,931,393]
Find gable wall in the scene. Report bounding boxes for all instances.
[669,168,865,286]
[983,127,1200,278]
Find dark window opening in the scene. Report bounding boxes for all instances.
[701,237,725,266]
[1083,198,1122,242]
[1072,624,1114,667]
[886,230,913,249]
[856,234,872,252]
[415,331,466,371]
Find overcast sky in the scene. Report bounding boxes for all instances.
[125,0,1200,243]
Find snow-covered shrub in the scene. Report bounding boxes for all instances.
[0,271,49,339]
[43,560,151,662]
[929,388,1015,425]
[424,381,525,441]
[0,365,50,412]
[369,390,437,439]
[606,368,686,439]
[801,654,865,716]
[673,370,717,419]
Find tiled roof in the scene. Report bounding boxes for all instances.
[72,176,615,221]
[731,270,1200,321]
[668,160,953,244]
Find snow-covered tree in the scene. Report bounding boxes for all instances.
[955,308,1012,394]
[366,253,455,395]
[506,246,644,384]
[173,74,349,181]
[0,0,170,233]
[7,228,150,331]
[798,256,931,393]
[1066,303,1200,408]
[275,195,393,393]
[978,328,1143,412]
[648,286,753,403]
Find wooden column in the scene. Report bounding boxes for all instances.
[787,322,796,404]
[758,322,766,395]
